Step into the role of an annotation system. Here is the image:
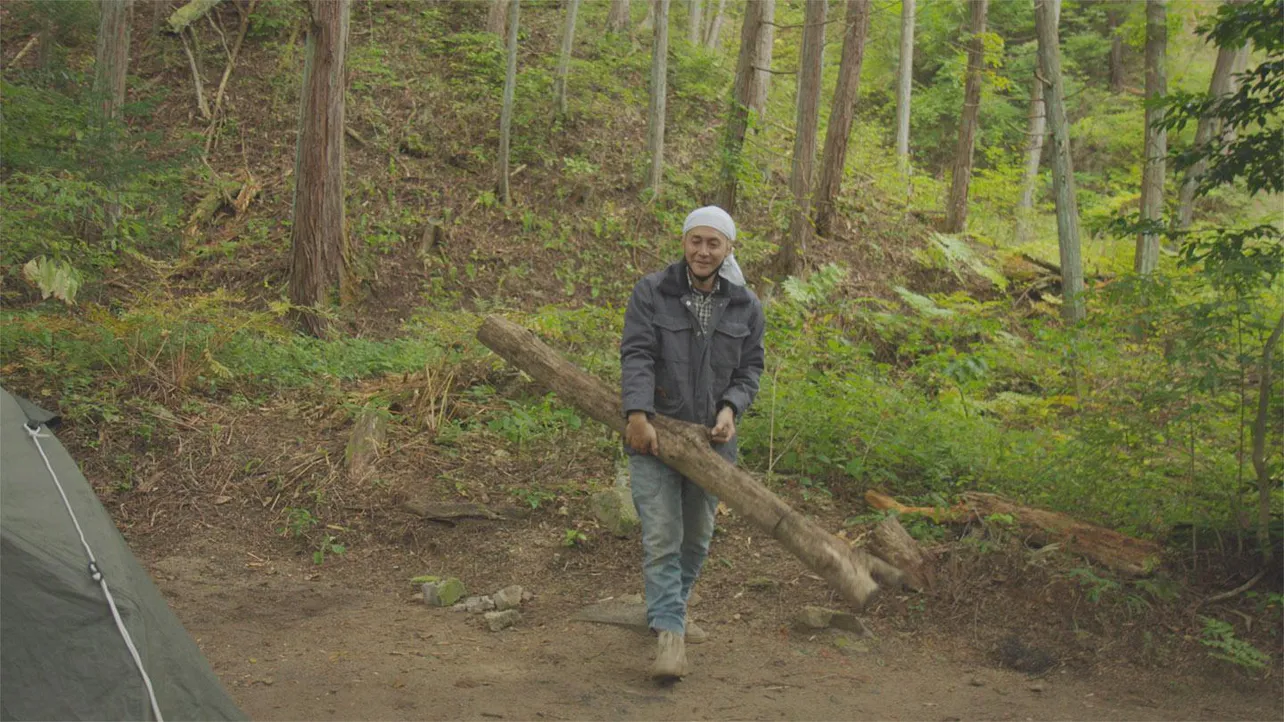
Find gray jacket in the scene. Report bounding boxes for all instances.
[621,260,766,435]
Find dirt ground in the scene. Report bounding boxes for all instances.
[142,517,1282,722]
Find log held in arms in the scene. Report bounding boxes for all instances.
[476,315,904,609]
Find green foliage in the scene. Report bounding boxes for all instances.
[21,257,82,305]
[562,528,589,547]
[487,393,583,452]
[1199,616,1270,672]
[1066,567,1122,603]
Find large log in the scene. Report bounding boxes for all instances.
[867,516,932,591]
[865,490,1162,576]
[477,316,888,608]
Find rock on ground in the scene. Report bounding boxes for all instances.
[591,487,640,537]
[423,578,466,607]
[493,585,524,611]
[485,609,522,632]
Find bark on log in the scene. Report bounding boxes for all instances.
[478,315,887,608]
[867,516,932,591]
[865,490,1161,576]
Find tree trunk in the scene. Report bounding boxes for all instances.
[1176,31,1243,229]
[943,0,988,234]
[486,0,508,37]
[703,0,726,49]
[607,0,630,34]
[1035,0,1084,322]
[1015,0,1060,243]
[865,490,1163,577]
[498,0,520,205]
[747,0,775,120]
[813,0,872,238]
[93,0,132,239]
[288,0,351,337]
[1252,313,1284,560]
[646,0,671,196]
[688,0,703,46]
[643,0,656,31]
[1108,7,1124,92]
[554,0,581,118]
[1134,0,1166,275]
[715,0,770,214]
[894,0,915,178]
[477,315,889,607]
[777,0,826,277]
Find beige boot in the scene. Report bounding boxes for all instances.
[685,618,708,645]
[651,630,688,680]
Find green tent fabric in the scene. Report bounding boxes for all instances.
[1,387,245,722]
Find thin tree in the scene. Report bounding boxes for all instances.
[607,0,630,34]
[1108,4,1124,92]
[944,0,988,234]
[486,0,508,37]
[288,0,351,337]
[498,0,520,205]
[93,0,133,238]
[1176,16,1246,230]
[747,0,776,120]
[1134,0,1166,275]
[688,0,703,45]
[646,0,672,195]
[715,0,772,214]
[554,0,581,118]
[1015,0,1060,242]
[1034,0,1084,322]
[894,0,915,178]
[776,0,826,276]
[703,0,726,49]
[814,0,872,238]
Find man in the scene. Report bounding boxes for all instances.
[620,206,766,680]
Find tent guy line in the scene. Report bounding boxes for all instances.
[23,422,166,722]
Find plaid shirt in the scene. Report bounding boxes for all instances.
[687,270,720,335]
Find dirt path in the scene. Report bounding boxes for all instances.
[152,552,1278,721]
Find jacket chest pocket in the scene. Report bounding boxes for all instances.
[712,320,749,369]
[654,314,693,363]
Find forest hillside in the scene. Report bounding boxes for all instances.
[1,0,1282,717]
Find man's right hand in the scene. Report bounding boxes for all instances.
[625,412,659,455]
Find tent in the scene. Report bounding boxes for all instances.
[1,387,245,721]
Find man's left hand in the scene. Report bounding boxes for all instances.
[710,406,736,444]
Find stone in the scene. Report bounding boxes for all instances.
[794,606,835,630]
[422,578,466,607]
[493,585,524,611]
[571,598,648,632]
[521,589,536,603]
[463,596,496,614]
[829,612,874,638]
[591,487,640,537]
[832,634,873,657]
[485,609,522,632]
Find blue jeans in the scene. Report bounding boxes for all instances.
[629,443,733,634]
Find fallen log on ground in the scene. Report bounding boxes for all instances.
[864,490,1162,576]
[866,516,932,591]
[400,500,511,524]
[477,315,900,608]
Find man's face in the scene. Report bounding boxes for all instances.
[682,226,732,281]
